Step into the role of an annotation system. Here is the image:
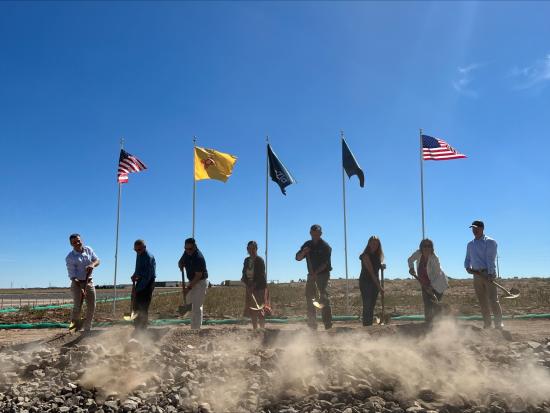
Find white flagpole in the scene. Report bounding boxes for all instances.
[113,137,124,315]
[341,131,350,314]
[265,136,269,278]
[419,128,426,239]
[192,136,197,238]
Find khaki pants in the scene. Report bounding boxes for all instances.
[473,275,502,328]
[188,279,207,330]
[71,279,96,331]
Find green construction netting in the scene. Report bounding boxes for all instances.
[0,290,181,314]
[2,313,550,330]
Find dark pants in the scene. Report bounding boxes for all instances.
[133,283,154,330]
[359,277,379,326]
[421,289,443,323]
[305,273,332,329]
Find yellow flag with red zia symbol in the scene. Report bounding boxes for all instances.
[194,146,238,182]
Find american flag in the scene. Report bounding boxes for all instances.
[118,149,147,183]
[422,135,467,161]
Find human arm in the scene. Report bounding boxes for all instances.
[295,243,309,261]
[486,239,498,276]
[85,248,100,276]
[407,250,421,277]
[464,243,474,274]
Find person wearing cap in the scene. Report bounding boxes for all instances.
[131,239,156,331]
[296,224,333,330]
[464,220,503,329]
[65,234,99,332]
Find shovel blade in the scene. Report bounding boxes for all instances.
[312,300,325,309]
[123,312,138,321]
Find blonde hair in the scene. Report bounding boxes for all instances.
[363,236,384,263]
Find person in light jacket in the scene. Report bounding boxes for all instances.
[407,238,449,323]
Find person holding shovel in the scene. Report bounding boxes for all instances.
[464,220,503,329]
[296,224,333,330]
[65,234,99,332]
[408,238,448,323]
[241,241,271,330]
[131,239,156,331]
[178,238,208,330]
[359,236,385,326]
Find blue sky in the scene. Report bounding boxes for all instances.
[1,2,549,288]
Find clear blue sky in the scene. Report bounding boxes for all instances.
[1,2,549,288]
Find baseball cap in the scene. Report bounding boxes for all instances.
[469,220,484,229]
[310,224,322,231]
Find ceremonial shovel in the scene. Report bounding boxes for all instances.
[472,271,520,299]
[123,280,138,321]
[375,264,390,325]
[305,254,324,309]
[248,288,265,312]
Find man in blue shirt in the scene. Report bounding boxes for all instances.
[464,220,503,329]
[178,238,208,330]
[131,239,156,331]
[65,234,100,331]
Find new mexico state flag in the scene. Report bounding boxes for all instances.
[194,146,238,182]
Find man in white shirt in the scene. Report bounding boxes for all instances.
[65,234,100,331]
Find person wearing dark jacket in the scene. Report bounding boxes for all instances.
[241,241,270,330]
[178,238,208,330]
[296,224,333,330]
[131,239,156,331]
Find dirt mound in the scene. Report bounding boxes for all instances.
[0,320,549,412]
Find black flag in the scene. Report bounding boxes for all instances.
[267,144,296,195]
[342,138,365,188]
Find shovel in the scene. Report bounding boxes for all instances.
[69,280,86,331]
[473,271,520,299]
[410,272,440,304]
[177,278,192,316]
[123,280,138,321]
[305,253,324,309]
[248,288,265,311]
[492,280,520,299]
[376,264,391,325]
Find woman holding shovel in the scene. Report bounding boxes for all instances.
[241,241,270,330]
[359,236,385,326]
[407,238,448,323]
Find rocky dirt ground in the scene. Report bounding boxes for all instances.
[1,319,549,413]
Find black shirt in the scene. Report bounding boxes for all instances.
[297,239,332,275]
[359,251,381,282]
[178,249,208,281]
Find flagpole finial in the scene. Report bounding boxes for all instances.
[340,130,345,139]
[193,135,197,145]
[266,135,270,144]
[120,137,124,149]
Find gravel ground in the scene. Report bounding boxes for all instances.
[1,319,549,413]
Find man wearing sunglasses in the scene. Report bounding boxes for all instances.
[178,238,208,330]
[132,239,156,331]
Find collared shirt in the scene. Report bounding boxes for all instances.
[297,239,332,275]
[134,250,156,292]
[66,246,98,281]
[464,235,498,275]
[178,249,208,281]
